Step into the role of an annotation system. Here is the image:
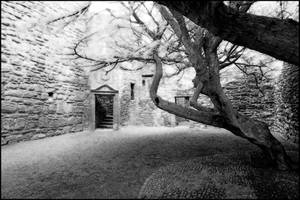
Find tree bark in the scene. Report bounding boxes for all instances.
[156,1,299,66]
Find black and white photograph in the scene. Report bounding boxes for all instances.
[1,1,299,199]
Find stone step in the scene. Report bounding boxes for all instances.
[101,119,113,122]
[100,122,113,125]
[97,125,113,128]
[102,119,113,122]
[103,117,113,120]
[102,122,113,125]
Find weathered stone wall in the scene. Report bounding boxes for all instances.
[272,63,299,144]
[119,84,131,126]
[222,63,299,145]
[89,65,179,127]
[223,75,275,126]
[1,1,90,145]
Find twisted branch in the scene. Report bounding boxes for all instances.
[150,52,226,128]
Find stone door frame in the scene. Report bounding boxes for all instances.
[90,85,119,131]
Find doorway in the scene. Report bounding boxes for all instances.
[95,94,114,129]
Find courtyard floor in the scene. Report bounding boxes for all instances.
[1,126,298,199]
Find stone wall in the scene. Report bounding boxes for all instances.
[116,67,177,127]
[223,75,275,126]
[119,84,131,126]
[222,63,299,145]
[89,65,179,127]
[1,1,90,145]
[272,63,299,143]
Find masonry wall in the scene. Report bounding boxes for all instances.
[223,75,275,126]
[172,72,277,129]
[1,1,90,145]
[89,65,178,127]
[272,63,299,143]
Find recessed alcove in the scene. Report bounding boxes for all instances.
[48,92,54,97]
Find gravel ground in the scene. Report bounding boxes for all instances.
[1,126,298,199]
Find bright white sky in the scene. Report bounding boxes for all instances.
[88,1,299,18]
[89,1,120,13]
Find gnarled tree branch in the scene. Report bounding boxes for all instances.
[190,82,218,113]
[150,52,226,128]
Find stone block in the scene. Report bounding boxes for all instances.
[63,103,72,113]
[56,118,67,127]
[38,116,48,128]
[67,116,76,125]
[31,133,46,140]
[14,118,26,130]
[22,91,37,98]
[74,124,83,132]
[56,94,64,100]
[1,101,18,113]
[2,118,14,130]
[1,64,12,72]
[32,105,42,114]
[18,105,26,113]
[40,93,48,100]
[48,119,57,127]
[5,134,24,144]
[63,126,71,133]
[48,104,56,113]
[26,121,38,129]
[5,89,24,97]
[54,130,63,136]
[56,101,65,114]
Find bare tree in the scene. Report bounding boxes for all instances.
[69,2,245,77]
[155,1,299,66]
[48,1,296,170]
[151,4,294,170]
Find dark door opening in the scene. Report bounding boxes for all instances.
[95,94,114,129]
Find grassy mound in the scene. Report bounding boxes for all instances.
[138,151,298,199]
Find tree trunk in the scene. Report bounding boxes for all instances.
[156,1,299,66]
[226,113,294,170]
[203,43,294,170]
[155,5,296,170]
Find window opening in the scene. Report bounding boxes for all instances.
[142,74,153,77]
[130,83,135,100]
